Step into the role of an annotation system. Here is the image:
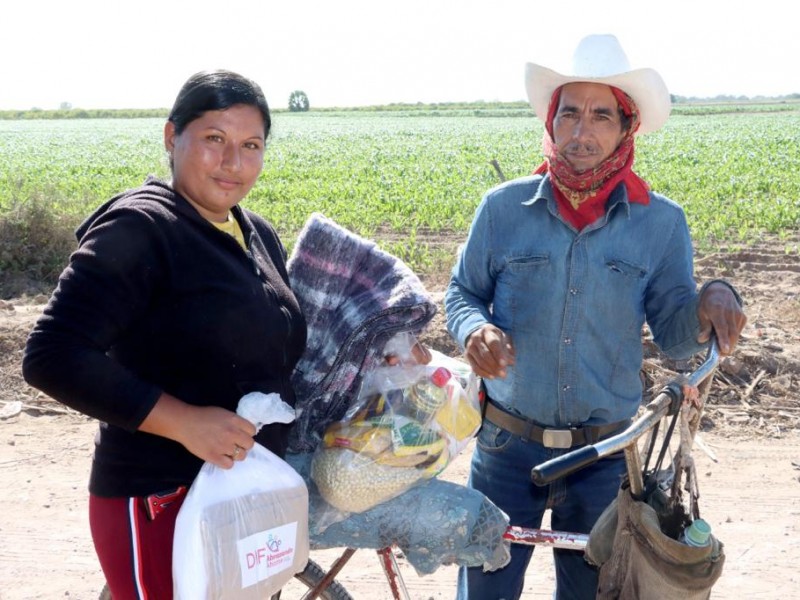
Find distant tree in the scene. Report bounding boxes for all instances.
[59,101,72,110]
[288,90,310,112]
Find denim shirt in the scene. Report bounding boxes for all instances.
[445,174,706,427]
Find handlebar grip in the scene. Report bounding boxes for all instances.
[531,445,600,486]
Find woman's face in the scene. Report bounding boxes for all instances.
[164,104,265,222]
[552,82,626,173]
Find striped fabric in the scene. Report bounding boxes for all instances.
[286,212,437,453]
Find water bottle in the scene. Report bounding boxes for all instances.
[679,518,712,547]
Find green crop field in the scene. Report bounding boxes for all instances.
[1,108,799,280]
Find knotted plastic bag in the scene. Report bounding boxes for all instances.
[173,393,309,599]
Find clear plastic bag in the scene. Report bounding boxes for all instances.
[310,345,481,518]
[173,393,310,599]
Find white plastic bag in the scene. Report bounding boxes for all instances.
[173,393,310,599]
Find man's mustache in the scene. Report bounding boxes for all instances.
[562,142,600,155]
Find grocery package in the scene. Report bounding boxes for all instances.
[173,393,309,599]
[310,350,481,515]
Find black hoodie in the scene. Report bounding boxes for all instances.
[23,177,307,496]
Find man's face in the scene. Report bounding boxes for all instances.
[552,82,627,172]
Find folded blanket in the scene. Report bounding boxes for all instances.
[287,213,438,453]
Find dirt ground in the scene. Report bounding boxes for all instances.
[1,233,799,599]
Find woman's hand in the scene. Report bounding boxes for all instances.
[139,393,256,468]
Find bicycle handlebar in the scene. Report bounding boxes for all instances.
[530,339,720,486]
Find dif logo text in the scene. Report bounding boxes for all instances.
[237,521,298,588]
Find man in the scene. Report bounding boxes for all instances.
[445,34,746,599]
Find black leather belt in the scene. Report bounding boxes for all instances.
[483,401,629,449]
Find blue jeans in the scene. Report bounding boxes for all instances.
[456,420,627,600]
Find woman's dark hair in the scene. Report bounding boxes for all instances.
[168,70,271,138]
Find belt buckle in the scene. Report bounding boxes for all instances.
[542,428,573,449]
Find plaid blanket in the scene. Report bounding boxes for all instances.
[286,212,437,453]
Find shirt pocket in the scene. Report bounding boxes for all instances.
[597,256,649,335]
[494,254,554,332]
[604,258,647,280]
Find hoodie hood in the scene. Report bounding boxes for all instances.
[76,176,192,242]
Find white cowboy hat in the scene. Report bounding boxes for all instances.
[525,34,671,134]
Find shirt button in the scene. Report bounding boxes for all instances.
[570,288,579,295]
[564,338,572,345]
[563,385,571,391]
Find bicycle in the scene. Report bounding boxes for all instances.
[98,340,719,599]
[269,340,722,600]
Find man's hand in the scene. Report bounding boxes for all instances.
[697,282,747,355]
[384,342,432,366]
[465,324,516,379]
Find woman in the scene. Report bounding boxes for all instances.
[23,70,308,599]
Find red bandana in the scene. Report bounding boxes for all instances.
[533,87,650,230]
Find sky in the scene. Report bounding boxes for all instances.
[2,0,798,111]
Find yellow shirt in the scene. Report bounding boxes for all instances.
[211,212,247,250]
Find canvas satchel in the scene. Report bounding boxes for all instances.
[586,379,725,600]
[588,484,724,599]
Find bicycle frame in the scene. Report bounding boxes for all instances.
[293,547,411,600]
[297,340,721,600]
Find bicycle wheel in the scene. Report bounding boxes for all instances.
[272,559,354,600]
[98,560,353,600]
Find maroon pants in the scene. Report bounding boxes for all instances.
[89,488,186,600]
